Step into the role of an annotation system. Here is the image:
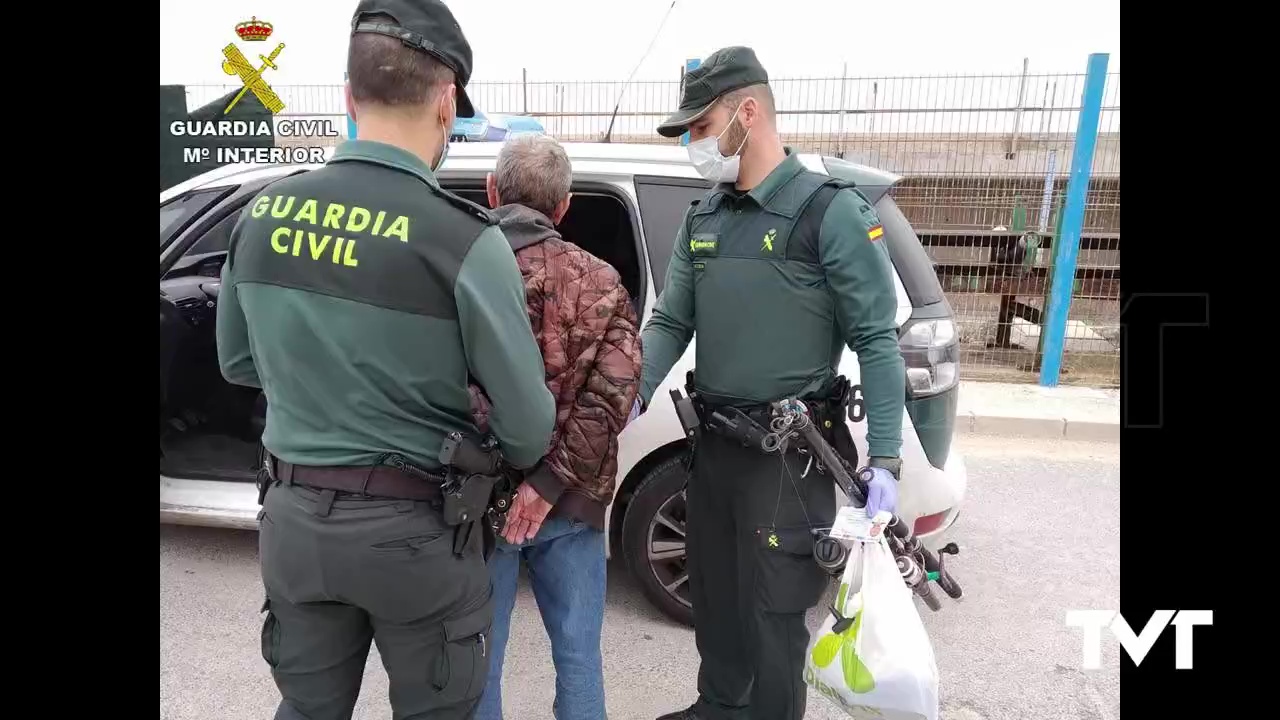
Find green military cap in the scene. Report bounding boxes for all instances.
[656,46,769,138]
[350,0,478,118]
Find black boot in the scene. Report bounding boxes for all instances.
[655,704,702,720]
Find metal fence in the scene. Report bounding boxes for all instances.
[184,67,1120,386]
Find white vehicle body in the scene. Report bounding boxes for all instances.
[160,142,966,557]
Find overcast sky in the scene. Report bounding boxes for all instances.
[160,0,1120,85]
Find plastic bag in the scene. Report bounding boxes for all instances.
[804,537,940,720]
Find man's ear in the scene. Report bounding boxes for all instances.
[485,173,500,209]
[740,96,759,128]
[552,193,572,225]
[441,83,457,121]
[344,82,358,125]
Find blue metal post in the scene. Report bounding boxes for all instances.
[680,58,701,146]
[344,72,357,140]
[1039,53,1109,387]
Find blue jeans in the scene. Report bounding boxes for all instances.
[475,513,607,720]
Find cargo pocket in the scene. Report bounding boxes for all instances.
[259,598,281,669]
[431,599,493,703]
[755,526,828,614]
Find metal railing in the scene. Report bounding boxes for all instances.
[182,68,1119,386]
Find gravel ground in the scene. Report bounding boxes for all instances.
[160,435,1119,720]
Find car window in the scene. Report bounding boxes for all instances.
[160,188,230,248]
[633,176,710,294]
[187,207,242,256]
[876,195,945,308]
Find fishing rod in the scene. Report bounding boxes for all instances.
[765,399,963,611]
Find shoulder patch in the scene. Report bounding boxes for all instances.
[426,184,498,226]
[826,183,882,242]
[853,193,883,242]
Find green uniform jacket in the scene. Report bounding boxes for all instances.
[639,150,905,459]
[215,140,555,470]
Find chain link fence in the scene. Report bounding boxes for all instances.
[183,68,1119,386]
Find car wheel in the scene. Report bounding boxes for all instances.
[621,452,694,627]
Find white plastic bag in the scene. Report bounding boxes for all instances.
[804,537,940,720]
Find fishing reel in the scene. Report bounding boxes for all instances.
[812,532,850,574]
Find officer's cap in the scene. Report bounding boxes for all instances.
[350,0,478,118]
[657,46,770,138]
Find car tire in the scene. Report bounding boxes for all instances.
[621,452,695,627]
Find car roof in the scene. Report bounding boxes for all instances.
[160,142,903,202]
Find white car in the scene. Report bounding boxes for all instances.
[160,142,967,625]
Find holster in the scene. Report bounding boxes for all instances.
[438,431,509,558]
[255,443,273,505]
[812,376,860,472]
[442,471,497,527]
[703,405,773,451]
[668,371,705,472]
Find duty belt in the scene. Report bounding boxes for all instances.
[262,453,446,503]
[701,399,842,452]
[257,440,507,561]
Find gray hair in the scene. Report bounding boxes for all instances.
[493,133,572,218]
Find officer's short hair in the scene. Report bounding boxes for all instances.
[494,133,572,218]
[347,14,455,109]
[719,83,776,122]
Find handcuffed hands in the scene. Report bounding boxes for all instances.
[502,482,554,545]
[864,467,899,518]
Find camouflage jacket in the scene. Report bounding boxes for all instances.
[469,204,642,529]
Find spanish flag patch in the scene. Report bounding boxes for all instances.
[868,224,885,242]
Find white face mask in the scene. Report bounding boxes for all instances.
[433,98,456,172]
[686,104,750,183]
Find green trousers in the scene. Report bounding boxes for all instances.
[258,481,492,720]
[686,430,838,720]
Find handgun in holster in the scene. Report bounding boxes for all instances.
[438,431,507,557]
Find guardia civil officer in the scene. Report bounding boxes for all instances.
[638,47,907,720]
[214,2,555,718]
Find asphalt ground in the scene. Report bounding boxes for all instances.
[160,435,1120,720]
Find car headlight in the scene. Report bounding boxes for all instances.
[899,318,959,398]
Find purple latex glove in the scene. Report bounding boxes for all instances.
[864,466,899,518]
[626,398,643,426]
